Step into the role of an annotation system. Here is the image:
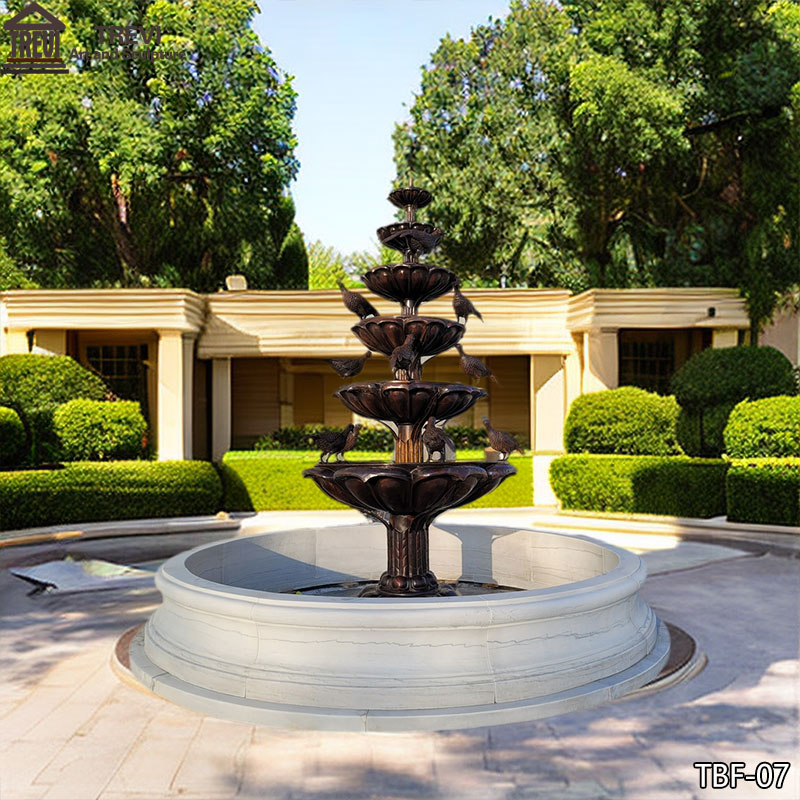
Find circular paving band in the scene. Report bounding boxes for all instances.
[129,524,671,731]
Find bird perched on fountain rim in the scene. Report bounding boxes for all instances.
[482,417,523,460]
[389,332,418,374]
[422,416,455,462]
[336,280,379,319]
[328,351,371,378]
[313,423,362,462]
[452,280,483,324]
[454,343,497,382]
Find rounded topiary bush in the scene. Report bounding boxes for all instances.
[564,387,682,455]
[724,396,800,458]
[670,346,797,457]
[675,402,737,459]
[0,355,107,462]
[670,346,796,410]
[54,400,147,461]
[0,406,25,466]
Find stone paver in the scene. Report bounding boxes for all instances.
[0,516,797,800]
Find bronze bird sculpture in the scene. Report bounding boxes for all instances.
[482,417,523,460]
[452,281,483,323]
[336,280,379,319]
[454,343,497,382]
[389,332,418,374]
[422,416,455,462]
[313,423,361,462]
[328,351,371,378]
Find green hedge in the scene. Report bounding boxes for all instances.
[221,449,531,511]
[0,406,25,466]
[726,459,799,527]
[0,461,222,531]
[564,387,681,455]
[0,355,107,463]
[670,346,796,410]
[54,399,148,461]
[549,455,728,517]
[724,396,800,458]
[675,402,737,459]
[670,346,797,458]
[254,425,495,452]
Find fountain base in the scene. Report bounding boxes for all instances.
[131,523,670,730]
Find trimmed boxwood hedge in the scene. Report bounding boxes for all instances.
[726,459,799,527]
[0,406,25,466]
[221,449,531,511]
[564,387,681,455]
[670,346,796,410]
[254,425,495,451]
[670,346,797,457]
[724,397,800,458]
[549,455,728,517]
[675,402,737,459]
[0,461,222,531]
[0,354,107,462]
[54,399,147,461]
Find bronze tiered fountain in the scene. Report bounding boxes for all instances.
[304,186,516,597]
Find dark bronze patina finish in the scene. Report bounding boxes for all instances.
[304,185,516,597]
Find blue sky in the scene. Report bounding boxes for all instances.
[255,0,511,255]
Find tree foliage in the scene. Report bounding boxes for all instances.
[307,240,397,289]
[395,0,800,329]
[0,0,301,291]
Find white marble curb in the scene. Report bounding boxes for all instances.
[129,622,670,732]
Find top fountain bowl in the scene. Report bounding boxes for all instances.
[353,315,464,358]
[361,263,457,306]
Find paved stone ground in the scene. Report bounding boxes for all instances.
[1,518,798,800]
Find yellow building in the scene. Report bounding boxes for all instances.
[1,286,797,503]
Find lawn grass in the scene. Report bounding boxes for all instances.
[220,449,532,511]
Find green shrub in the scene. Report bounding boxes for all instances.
[726,459,799,526]
[0,355,107,462]
[0,406,25,466]
[255,425,395,452]
[671,346,796,410]
[54,400,147,461]
[0,461,222,531]
[723,397,800,458]
[675,402,737,458]
[564,387,681,455]
[221,449,531,511]
[253,424,496,452]
[549,455,728,517]
[670,346,796,458]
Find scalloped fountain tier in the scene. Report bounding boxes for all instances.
[352,315,464,358]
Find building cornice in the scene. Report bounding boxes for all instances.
[566,288,748,332]
[197,288,575,358]
[0,289,206,333]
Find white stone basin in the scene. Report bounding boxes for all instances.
[131,524,670,731]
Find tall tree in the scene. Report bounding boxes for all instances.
[0,0,302,292]
[395,0,800,333]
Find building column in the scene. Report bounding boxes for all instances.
[279,361,294,428]
[4,328,30,354]
[211,357,232,462]
[157,331,194,461]
[583,329,618,392]
[712,328,738,349]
